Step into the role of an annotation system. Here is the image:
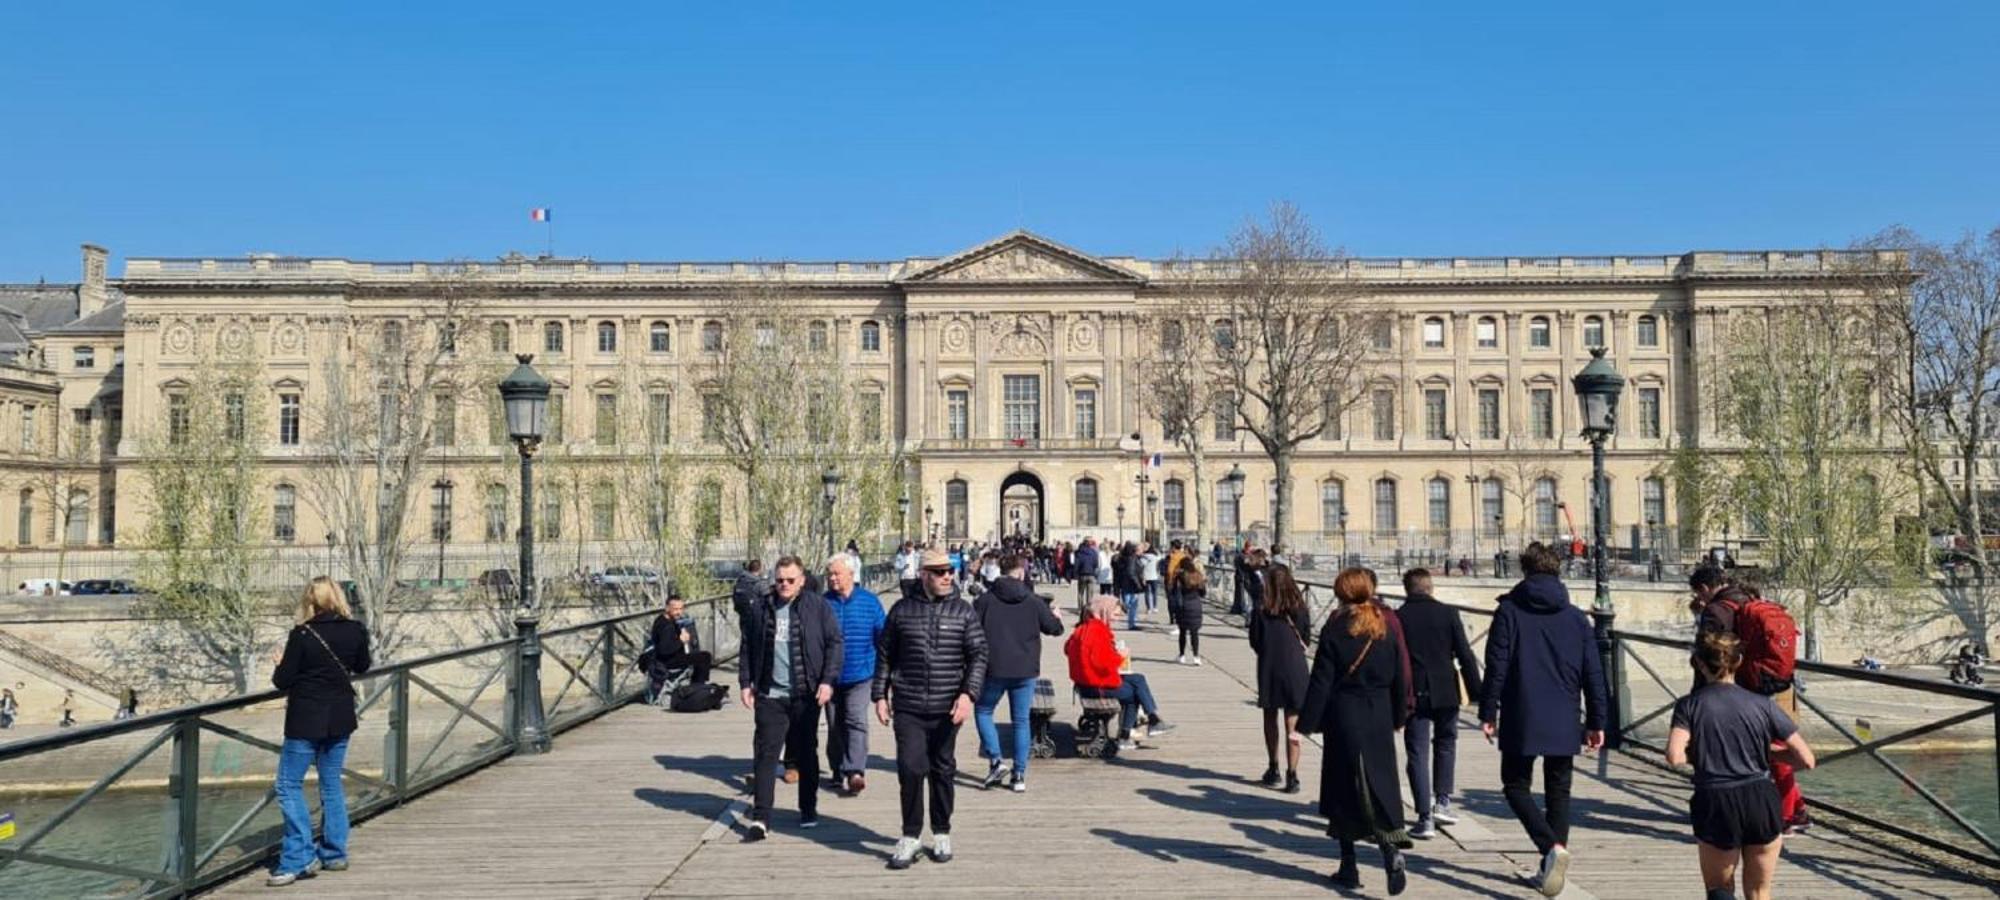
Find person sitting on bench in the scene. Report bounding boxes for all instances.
[1065,595,1176,745]
[649,594,712,692]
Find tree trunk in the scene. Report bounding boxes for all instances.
[1190,443,1210,553]
[1272,449,1293,553]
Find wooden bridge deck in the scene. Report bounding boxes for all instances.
[217,600,1994,898]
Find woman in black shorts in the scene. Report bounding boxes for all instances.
[1667,633,1817,900]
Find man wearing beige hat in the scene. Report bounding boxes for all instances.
[874,547,988,870]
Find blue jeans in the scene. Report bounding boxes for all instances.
[1079,673,1159,737]
[1144,582,1160,612]
[974,676,1036,775]
[273,735,351,875]
[1122,593,1141,630]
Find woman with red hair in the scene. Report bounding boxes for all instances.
[1298,567,1413,894]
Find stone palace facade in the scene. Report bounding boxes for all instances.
[2,233,1906,562]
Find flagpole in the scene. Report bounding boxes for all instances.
[546,220,554,259]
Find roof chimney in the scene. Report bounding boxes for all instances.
[80,244,109,318]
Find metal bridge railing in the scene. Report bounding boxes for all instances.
[1203,564,2000,872]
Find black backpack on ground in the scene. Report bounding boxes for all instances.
[669,682,726,713]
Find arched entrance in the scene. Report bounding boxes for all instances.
[999,470,1045,543]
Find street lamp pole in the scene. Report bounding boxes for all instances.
[1573,346,1626,749]
[821,465,842,558]
[1145,490,1159,545]
[499,354,552,755]
[924,503,936,544]
[433,476,453,584]
[897,485,911,543]
[1116,502,1127,544]
[1225,463,1247,556]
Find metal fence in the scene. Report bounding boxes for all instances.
[0,560,897,898]
[1205,565,2000,872]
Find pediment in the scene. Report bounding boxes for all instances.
[901,231,1145,285]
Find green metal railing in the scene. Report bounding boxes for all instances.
[1205,565,2000,872]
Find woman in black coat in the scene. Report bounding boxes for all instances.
[269,577,372,885]
[1248,564,1312,793]
[1171,564,1207,664]
[1298,567,1413,894]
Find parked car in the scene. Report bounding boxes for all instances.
[593,565,662,587]
[18,579,71,596]
[704,560,746,582]
[71,579,140,595]
[476,569,517,590]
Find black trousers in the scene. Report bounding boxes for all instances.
[893,710,959,838]
[1500,752,1574,853]
[752,694,821,823]
[1403,706,1459,817]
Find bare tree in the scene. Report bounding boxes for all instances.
[1704,270,1912,660]
[1180,203,1388,551]
[20,400,102,582]
[1136,281,1223,549]
[1877,227,2000,650]
[300,271,482,658]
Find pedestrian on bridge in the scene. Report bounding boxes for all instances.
[1248,564,1312,793]
[823,555,885,796]
[0,687,16,729]
[268,577,373,887]
[1297,567,1414,895]
[738,556,842,841]
[1478,543,1608,898]
[1668,632,1818,900]
[1396,568,1482,841]
[973,553,1063,792]
[1171,563,1206,665]
[876,548,989,870]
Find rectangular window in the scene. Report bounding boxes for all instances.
[106,405,121,450]
[1478,388,1500,440]
[19,406,36,453]
[1371,389,1395,441]
[1638,316,1660,348]
[946,389,969,440]
[1643,478,1667,528]
[1217,480,1239,536]
[488,395,507,445]
[1002,375,1041,441]
[430,484,453,542]
[1074,480,1099,527]
[702,394,725,443]
[859,390,883,442]
[167,396,188,446]
[73,346,94,369]
[1424,389,1447,440]
[591,485,615,539]
[1373,480,1398,534]
[1531,388,1555,440]
[274,486,297,543]
[224,393,246,443]
[648,392,671,444]
[1482,479,1503,535]
[279,393,301,446]
[1427,479,1450,532]
[484,486,509,542]
[594,393,617,446]
[1321,481,1345,532]
[432,393,456,448]
[1639,387,1662,439]
[1073,388,1097,440]
[1163,481,1186,530]
[544,322,565,353]
[1213,394,1235,441]
[1321,395,1342,440]
[540,492,562,541]
[546,392,565,443]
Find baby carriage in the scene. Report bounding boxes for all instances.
[1029,678,1058,759]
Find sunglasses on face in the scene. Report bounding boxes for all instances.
[923,568,953,576]
[774,576,802,585]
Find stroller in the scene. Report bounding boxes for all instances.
[1029,678,1058,759]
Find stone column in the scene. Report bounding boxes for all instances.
[1051,311,1069,439]
[1504,313,1523,439]
[971,314,990,439]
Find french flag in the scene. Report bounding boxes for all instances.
[530,208,551,222]
[1147,452,1162,469]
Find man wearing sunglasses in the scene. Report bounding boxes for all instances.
[875,548,989,870]
[738,555,843,841]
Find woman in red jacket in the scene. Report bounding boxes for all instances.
[1065,595,1176,746]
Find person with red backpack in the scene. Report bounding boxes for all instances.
[1688,566,1808,834]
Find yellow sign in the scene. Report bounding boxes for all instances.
[0,812,15,841]
[1855,718,1873,742]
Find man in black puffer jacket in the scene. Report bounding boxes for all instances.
[874,548,989,870]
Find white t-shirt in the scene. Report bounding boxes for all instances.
[1141,552,1163,582]
[896,550,920,579]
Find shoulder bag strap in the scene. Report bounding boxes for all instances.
[1342,636,1377,681]
[302,624,354,679]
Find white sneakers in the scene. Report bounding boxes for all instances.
[1536,844,1571,897]
[1190,656,1203,666]
[1176,654,1189,664]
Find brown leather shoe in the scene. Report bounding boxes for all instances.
[783,767,800,784]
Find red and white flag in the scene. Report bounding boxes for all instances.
[530,208,551,222]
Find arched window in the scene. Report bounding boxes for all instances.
[272,485,296,543]
[1636,314,1660,348]
[755,321,776,348]
[1373,479,1398,535]
[649,321,671,353]
[65,489,91,546]
[1427,478,1450,533]
[1217,478,1240,537]
[489,321,510,353]
[1642,477,1667,529]
[543,321,564,353]
[16,488,31,545]
[1422,317,1446,349]
[382,321,404,355]
[1476,316,1498,349]
[860,320,882,353]
[1321,481,1347,532]
[946,479,969,539]
[1528,316,1551,348]
[701,320,723,352]
[429,482,453,542]
[484,484,509,541]
[1162,320,1184,353]
[1534,477,1560,536]
[1583,315,1605,348]
[1163,479,1186,530]
[1482,478,1504,535]
[596,321,618,354]
[1075,478,1100,527]
[1212,319,1235,352]
[539,487,562,541]
[808,320,829,353]
[591,481,616,539]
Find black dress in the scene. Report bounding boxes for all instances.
[1248,605,1312,712]
[1298,609,1411,846]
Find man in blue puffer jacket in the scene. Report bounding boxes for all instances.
[824,555,887,795]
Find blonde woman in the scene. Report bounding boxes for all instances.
[269,577,372,887]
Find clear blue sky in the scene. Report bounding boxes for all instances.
[2,2,1996,281]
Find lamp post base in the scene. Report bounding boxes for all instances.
[515,611,551,755]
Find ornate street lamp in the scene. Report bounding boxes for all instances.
[1573,346,1625,748]
[1224,463,1247,555]
[924,503,936,543]
[821,465,842,557]
[897,484,911,542]
[1116,502,1127,544]
[1145,490,1159,543]
[432,476,454,584]
[498,354,552,754]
